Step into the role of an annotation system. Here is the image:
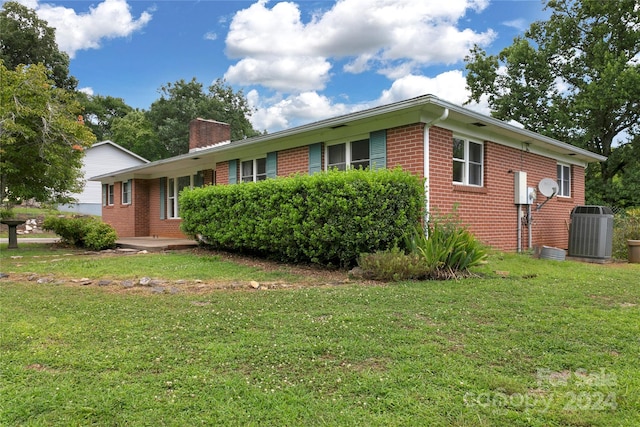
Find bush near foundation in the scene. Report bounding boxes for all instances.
[43,216,117,251]
[358,214,487,281]
[180,168,424,267]
[613,207,640,259]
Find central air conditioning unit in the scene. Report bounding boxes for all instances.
[568,205,614,259]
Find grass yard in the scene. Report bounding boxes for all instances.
[1,244,639,426]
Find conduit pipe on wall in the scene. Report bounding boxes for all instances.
[423,108,449,233]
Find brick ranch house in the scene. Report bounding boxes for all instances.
[91,95,605,252]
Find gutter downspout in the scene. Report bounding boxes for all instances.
[423,108,449,233]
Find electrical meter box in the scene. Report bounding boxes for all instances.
[514,171,531,204]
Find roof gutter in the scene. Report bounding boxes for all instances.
[423,107,449,229]
[426,97,607,163]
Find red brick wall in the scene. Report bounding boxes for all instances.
[102,129,586,250]
[203,169,214,185]
[387,124,424,178]
[147,178,187,238]
[189,119,231,150]
[278,146,309,177]
[216,161,229,185]
[102,181,137,237]
[133,179,150,236]
[428,126,584,251]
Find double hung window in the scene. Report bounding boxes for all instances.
[326,139,370,170]
[102,184,114,206]
[167,176,192,219]
[557,164,571,197]
[121,180,132,205]
[241,158,267,182]
[453,137,483,186]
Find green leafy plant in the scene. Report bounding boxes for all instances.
[613,207,640,259]
[84,221,118,251]
[359,212,487,281]
[357,246,428,281]
[0,208,15,220]
[418,215,487,279]
[43,216,117,250]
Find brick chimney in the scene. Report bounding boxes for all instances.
[189,118,231,152]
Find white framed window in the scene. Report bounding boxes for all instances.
[241,158,267,182]
[326,139,370,170]
[453,137,483,186]
[102,184,114,206]
[167,175,192,219]
[121,180,131,205]
[557,163,571,197]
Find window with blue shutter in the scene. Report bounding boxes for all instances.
[369,130,387,170]
[309,143,322,174]
[266,152,277,178]
[229,159,238,184]
[159,177,166,219]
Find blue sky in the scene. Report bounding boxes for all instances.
[11,0,550,133]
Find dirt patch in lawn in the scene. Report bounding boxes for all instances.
[2,247,378,294]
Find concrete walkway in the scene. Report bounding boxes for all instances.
[115,237,198,251]
[0,237,60,244]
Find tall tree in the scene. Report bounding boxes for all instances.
[0,63,95,208]
[111,110,161,161]
[77,93,133,141]
[465,0,640,207]
[146,78,260,158]
[0,1,76,90]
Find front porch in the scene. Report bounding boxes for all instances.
[116,237,198,252]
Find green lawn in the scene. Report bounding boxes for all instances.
[1,245,639,426]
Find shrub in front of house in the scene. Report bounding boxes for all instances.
[43,216,117,250]
[180,168,424,267]
[612,207,640,259]
[358,214,487,281]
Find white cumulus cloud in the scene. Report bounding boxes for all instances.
[247,70,492,132]
[224,0,495,93]
[20,0,152,58]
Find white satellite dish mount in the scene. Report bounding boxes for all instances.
[536,178,559,211]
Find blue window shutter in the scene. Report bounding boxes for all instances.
[369,130,387,170]
[309,143,322,174]
[266,152,278,178]
[229,159,238,184]
[159,177,166,220]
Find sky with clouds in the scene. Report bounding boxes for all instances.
[8,0,550,133]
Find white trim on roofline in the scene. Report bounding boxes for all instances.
[90,94,606,182]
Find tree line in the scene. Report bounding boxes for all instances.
[0,1,260,209]
[1,0,638,210]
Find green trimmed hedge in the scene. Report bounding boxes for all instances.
[180,168,424,266]
[43,216,118,251]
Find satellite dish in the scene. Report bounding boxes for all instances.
[538,178,559,198]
